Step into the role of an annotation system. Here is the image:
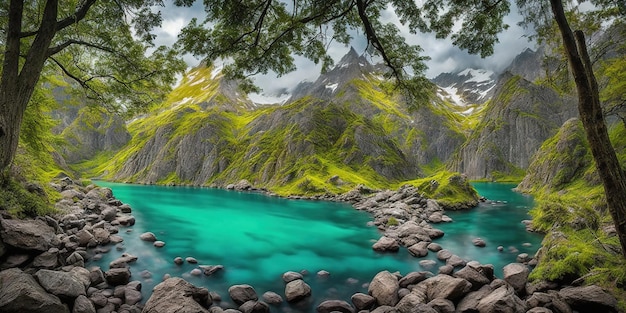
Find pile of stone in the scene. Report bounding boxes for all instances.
[143,265,619,313]
[0,177,143,313]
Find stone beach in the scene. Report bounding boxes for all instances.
[0,178,619,313]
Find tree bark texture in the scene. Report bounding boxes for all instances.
[551,0,626,257]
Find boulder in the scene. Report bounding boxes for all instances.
[282,271,303,283]
[398,271,429,288]
[92,228,110,245]
[427,298,454,313]
[408,241,430,257]
[316,300,354,313]
[186,256,198,264]
[427,243,442,252]
[414,274,472,302]
[125,288,142,305]
[109,253,138,268]
[239,300,269,313]
[261,291,283,305]
[559,285,618,313]
[229,284,258,305]
[454,265,491,290]
[34,269,86,300]
[368,270,399,306]
[105,267,131,286]
[395,290,428,313]
[351,292,375,311]
[174,257,184,265]
[33,248,60,269]
[154,240,166,247]
[436,249,453,261]
[456,285,493,313]
[0,268,68,313]
[284,279,312,303]
[502,263,529,294]
[0,218,59,252]
[372,236,399,252]
[73,295,96,313]
[199,265,224,276]
[143,278,211,313]
[476,285,527,313]
[75,229,94,246]
[140,232,157,242]
[472,238,487,247]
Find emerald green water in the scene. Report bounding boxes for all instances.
[90,181,542,311]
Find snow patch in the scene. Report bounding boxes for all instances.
[248,93,291,105]
[458,68,494,83]
[441,86,466,106]
[325,83,339,93]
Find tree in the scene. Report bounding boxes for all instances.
[175,0,626,256]
[547,0,626,257]
[0,0,186,172]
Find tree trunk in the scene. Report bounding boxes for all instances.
[0,0,59,172]
[551,0,626,257]
[0,95,29,171]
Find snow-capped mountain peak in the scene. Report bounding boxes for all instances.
[432,68,497,107]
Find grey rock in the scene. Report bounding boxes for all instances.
[368,270,399,306]
[109,253,138,268]
[33,248,60,269]
[284,279,312,303]
[174,257,184,265]
[0,218,59,252]
[414,274,472,302]
[199,264,224,276]
[476,285,527,313]
[454,265,491,290]
[316,300,354,313]
[139,232,157,242]
[73,295,96,313]
[372,236,399,252]
[559,285,618,313]
[0,268,69,313]
[124,288,142,305]
[472,238,487,247]
[427,298,454,313]
[1,253,30,269]
[398,271,429,288]
[105,267,131,286]
[92,228,110,245]
[153,240,165,247]
[456,285,493,313]
[408,241,430,257]
[261,291,283,304]
[239,300,269,313]
[35,269,86,299]
[229,284,258,305]
[282,271,303,283]
[427,243,442,252]
[502,263,529,294]
[143,278,211,313]
[351,292,375,311]
[395,290,427,313]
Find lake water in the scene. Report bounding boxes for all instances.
[90,181,542,311]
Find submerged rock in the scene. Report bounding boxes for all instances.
[284,279,312,303]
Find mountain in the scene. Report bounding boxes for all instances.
[89,50,470,200]
[432,68,497,107]
[454,72,577,179]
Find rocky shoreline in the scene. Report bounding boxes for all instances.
[0,178,619,313]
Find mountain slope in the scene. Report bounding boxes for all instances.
[89,52,470,198]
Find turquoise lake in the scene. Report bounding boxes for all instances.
[90,181,542,311]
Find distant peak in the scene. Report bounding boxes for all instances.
[336,47,369,67]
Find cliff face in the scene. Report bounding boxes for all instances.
[57,106,131,164]
[455,73,577,179]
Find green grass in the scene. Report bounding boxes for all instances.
[402,171,478,209]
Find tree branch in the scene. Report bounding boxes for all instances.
[20,0,98,38]
[356,0,403,81]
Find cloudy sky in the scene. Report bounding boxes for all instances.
[151,1,536,95]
